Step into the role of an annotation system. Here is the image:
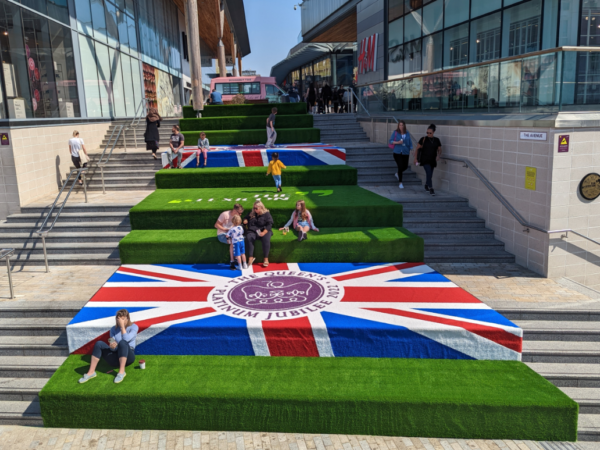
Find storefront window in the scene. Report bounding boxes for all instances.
[444,0,468,27]
[389,17,404,47]
[404,39,422,74]
[389,0,404,21]
[444,23,468,68]
[471,0,501,18]
[389,45,405,77]
[109,48,125,116]
[121,53,135,115]
[79,35,102,116]
[75,0,93,35]
[502,0,542,57]
[558,0,580,46]
[105,0,119,48]
[423,32,442,72]
[404,10,422,42]
[405,0,423,13]
[49,21,81,117]
[470,12,501,63]
[542,0,559,49]
[423,1,443,35]
[21,0,69,24]
[117,6,129,52]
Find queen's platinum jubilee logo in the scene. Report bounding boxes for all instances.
[208,270,344,321]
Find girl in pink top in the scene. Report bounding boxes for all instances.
[280,200,319,242]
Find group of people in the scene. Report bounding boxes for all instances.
[215,198,318,271]
[390,121,443,196]
[288,82,355,115]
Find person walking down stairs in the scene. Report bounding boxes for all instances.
[144,108,161,160]
[69,130,89,186]
[389,120,413,189]
[415,124,443,197]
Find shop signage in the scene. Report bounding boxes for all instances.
[520,131,546,141]
[358,33,378,74]
[558,135,570,152]
[525,167,537,191]
[579,173,600,201]
[0,133,9,146]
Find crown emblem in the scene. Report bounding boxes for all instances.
[241,281,314,305]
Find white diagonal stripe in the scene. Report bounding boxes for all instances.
[308,313,334,357]
[246,318,270,356]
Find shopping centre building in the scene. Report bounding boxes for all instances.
[287,0,600,290]
[0,0,249,215]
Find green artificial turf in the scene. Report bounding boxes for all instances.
[40,355,578,441]
[183,103,307,118]
[155,166,357,189]
[182,128,320,145]
[180,115,313,132]
[128,186,403,230]
[118,227,423,264]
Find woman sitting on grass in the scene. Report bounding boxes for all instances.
[78,309,139,384]
[280,200,319,242]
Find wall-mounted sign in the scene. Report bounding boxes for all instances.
[520,131,547,141]
[525,167,537,191]
[558,135,570,152]
[579,173,600,200]
[201,56,213,67]
[0,133,9,146]
[358,33,378,74]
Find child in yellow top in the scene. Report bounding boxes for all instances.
[266,152,286,192]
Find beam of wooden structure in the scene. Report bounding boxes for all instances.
[309,12,357,43]
[185,0,204,112]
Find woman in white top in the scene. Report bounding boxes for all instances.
[197,132,210,168]
[69,130,89,185]
[280,200,319,242]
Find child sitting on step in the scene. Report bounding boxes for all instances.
[280,200,319,242]
[226,215,247,270]
[197,132,210,168]
[266,152,286,193]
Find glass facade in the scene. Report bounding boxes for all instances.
[284,52,356,98]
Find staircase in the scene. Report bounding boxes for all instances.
[313,114,370,143]
[64,153,161,191]
[100,119,180,150]
[500,306,600,442]
[0,203,131,266]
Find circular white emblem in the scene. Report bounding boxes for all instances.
[208,270,344,321]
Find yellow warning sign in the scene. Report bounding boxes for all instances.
[560,137,567,145]
[525,167,537,191]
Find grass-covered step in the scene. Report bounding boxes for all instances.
[118,227,423,264]
[40,355,578,441]
[129,186,402,230]
[180,115,313,132]
[182,128,320,146]
[183,103,307,118]
[155,166,358,189]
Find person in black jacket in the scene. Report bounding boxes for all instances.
[144,108,161,160]
[243,200,273,267]
[415,124,443,196]
[322,83,333,114]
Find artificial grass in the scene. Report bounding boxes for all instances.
[40,355,578,441]
[128,186,403,230]
[180,115,313,131]
[182,128,320,146]
[183,103,307,118]
[155,166,357,189]
[118,227,423,264]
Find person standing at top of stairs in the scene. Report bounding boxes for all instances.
[144,108,162,160]
[389,120,414,190]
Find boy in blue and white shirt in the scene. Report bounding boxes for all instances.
[226,215,248,270]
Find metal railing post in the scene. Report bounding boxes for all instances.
[82,172,88,203]
[100,166,106,195]
[124,128,128,153]
[5,253,13,299]
[41,235,49,273]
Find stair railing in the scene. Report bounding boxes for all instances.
[36,167,89,273]
[0,248,15,299]
[96,125,124,195]
[441,156,600,246]
[122,98,150,152]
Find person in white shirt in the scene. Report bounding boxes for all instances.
[197,132,210,168]
[69,130,89,185]
[226,215,247,270]
[215,203,244,265]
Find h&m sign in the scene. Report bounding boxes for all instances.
[358,33,378,74]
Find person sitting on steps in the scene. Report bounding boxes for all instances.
[280,200,319,241]
[243,200,273,267]
[78,309,138,384]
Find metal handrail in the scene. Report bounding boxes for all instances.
[123,98,150,152]
[97,125,124,194]
[36,167,89,273]
[0,248,15,299]
[442,156,600,246]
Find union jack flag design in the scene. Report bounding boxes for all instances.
[67,262,522,361]
[161,144,346,169]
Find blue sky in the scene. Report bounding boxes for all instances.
[240,0,302,77]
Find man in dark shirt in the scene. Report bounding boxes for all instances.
[209,89,223,105]
[168,125,185,169]
[415,124,443,196]
[266,107,278,148]
[288,83,299,103]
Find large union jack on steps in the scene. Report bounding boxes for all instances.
[67,262,522,361]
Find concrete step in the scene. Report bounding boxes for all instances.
[0,400,43,425]
[0,319,70,336]
[578,414,600,441]
[9,252,121,266]
[11,242,119,255]
[402,207,478,218]
[73,183,156,191]
[516,320,600,341]
[522,341,600,364]
[526,362,600,387]
[403,218,487,229]
[21,205,134,214]
[70,166,159,175]
[0,306,80,318]
[0,221,130,234]
[424,249,516,263]
[0,378,47,401]
[0,337,69,356]
[423,240,505,250]
[406,228,496,240]
[66,176,156,186]
[0,232,127,243]
[498,309,600,322]
[561,387,600,414]
[0,356,66,378]
[398,196,470,205]
[6,212,129,224]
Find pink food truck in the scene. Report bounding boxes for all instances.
[210,76,288,103]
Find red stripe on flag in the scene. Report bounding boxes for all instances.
[366,308,522,353]
[90,287,212,302]
[262,316,320,357]
[242,151,264,167]
[252,263,289,274]
[333,263,424,282]
[118,267,203,282]
[341,286,482,303]
[324,148,346,161]
[73,307,216,354]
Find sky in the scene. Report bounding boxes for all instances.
[240,0,303,77]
